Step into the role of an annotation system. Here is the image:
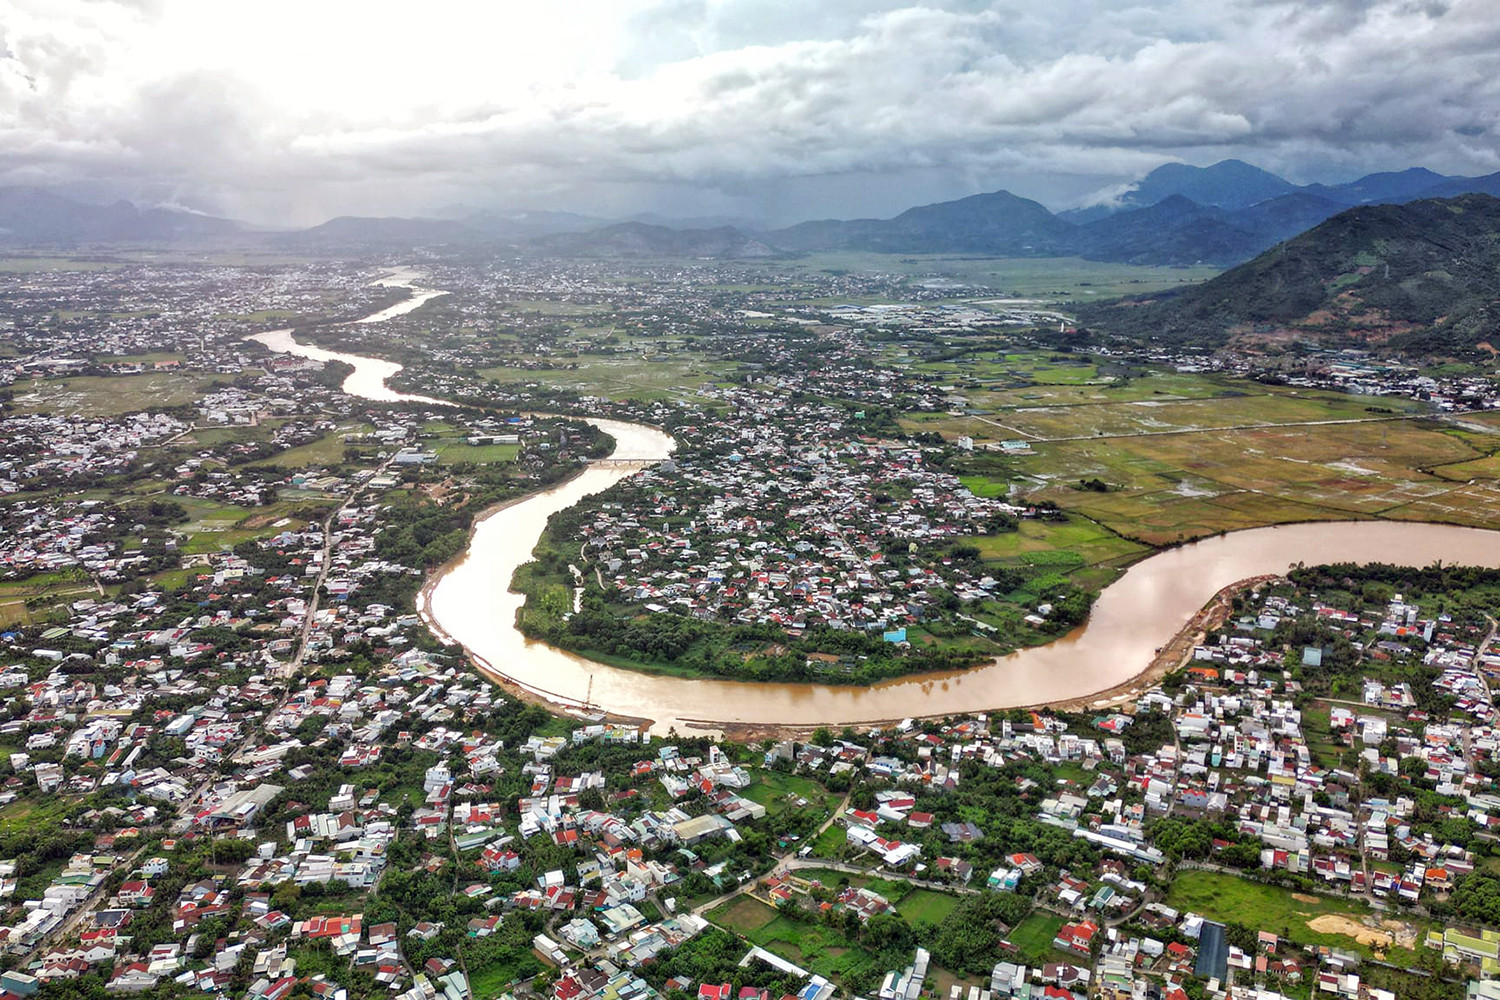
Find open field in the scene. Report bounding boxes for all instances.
[262,423,373,468]
[775,254,1221,301]
[172,496,322,555]
[0,571,98,627]
[433,441,520,465]
[968,517,1147,569]
[711,895,779,935]
[1004,910,1066,959]
[741,771,838,816]
[896,889,960,925]
[10,371,221,417]
[1165,870,1424,960]
[480,355,724,402]
[706,896,883,986]
[904,355,1500,547]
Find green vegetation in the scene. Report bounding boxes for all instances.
[1080,193,1500,354]
[1003,910,1066,961]
[778,254,1221,303]
[1165,870,1425,961]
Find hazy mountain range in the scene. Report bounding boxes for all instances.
[4,160,1500,268]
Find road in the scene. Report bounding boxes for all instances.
[174,451,402,825]
[35,843,148,951]
[692,787,852,918]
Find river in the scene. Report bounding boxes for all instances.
[247,269,450,404]
[248,274,1500,735]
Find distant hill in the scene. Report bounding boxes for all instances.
[533,222,776,258]
[1416,170,1500,200]
[0,187,242,243]
[1071,196,1253,265]
[461,209,607,239]
[769,190,1075,255]
[276,215,477,248]
[1116,159,1300,212]
[1303,167,1451,205]
[1076,194,1500,354]
[9,161,1500,268]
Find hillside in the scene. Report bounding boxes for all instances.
[1076,194,1500,353]
[769,190,1075,255]
[276,215,477,247]
[0,187,242,243]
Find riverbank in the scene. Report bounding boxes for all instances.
[416,474,667,737]
[248,294,1500,735]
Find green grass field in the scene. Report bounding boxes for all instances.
[706,896,883,986]
[741,771,838,815]
[1165,870,1425,960]
[896,889,960,925]
[433,441,520,465]
[263,424,373,469]
[480,355,722,403]
[1004,910,1065,959]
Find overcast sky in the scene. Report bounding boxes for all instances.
[2,0,1497,226]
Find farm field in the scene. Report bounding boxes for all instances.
[911,355,1500,547]
[776,254,1221,301]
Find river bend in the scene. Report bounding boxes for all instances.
[247,274,1500,734]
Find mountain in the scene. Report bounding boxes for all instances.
[1307,167,1452,205]
[0,186,242,243]
[1223,192,1349,243]
[627,212,764,231]
[1077,193,1500,353]
[1415,170,1500,200]
[769,190,1076,255]
[461,209,607,239]
[1114,160,1300,212]
[533,222,776,258]
[276,216,477,248]
[1073,195,1255,265]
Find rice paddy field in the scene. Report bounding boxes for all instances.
[778,254,1222,302]
[900,351,1500,548]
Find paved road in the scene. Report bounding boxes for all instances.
[692,787,853,918]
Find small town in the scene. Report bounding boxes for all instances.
[2,245,1500,1000]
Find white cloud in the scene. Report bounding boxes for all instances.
[1,0,1497,224]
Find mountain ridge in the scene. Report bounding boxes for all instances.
[1075,193,1500,354]
[6,160,1500,265]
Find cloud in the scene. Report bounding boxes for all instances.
[1,0,1497,224]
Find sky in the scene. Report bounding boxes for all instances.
[1,0,1498,227]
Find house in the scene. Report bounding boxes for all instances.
[1052,920,1098,957]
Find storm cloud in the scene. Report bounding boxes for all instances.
[2,0,1498,224]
